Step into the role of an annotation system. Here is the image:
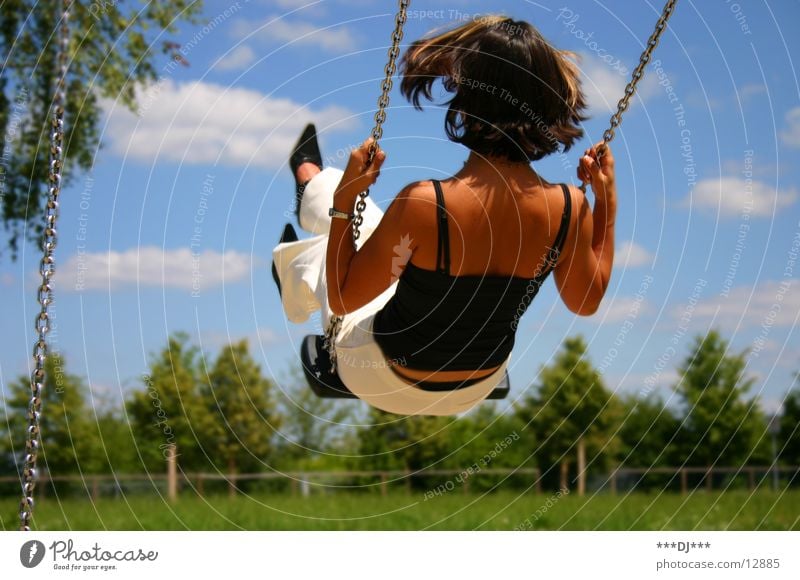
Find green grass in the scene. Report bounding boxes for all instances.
[3,490,798,531]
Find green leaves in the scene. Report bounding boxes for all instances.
[778,379,800,465]
[126,334,283,474]
[0,353,109,476]
[516,335,623,487]
[673,330,770,467]
[0,0,203,258]
[202,339,281,474]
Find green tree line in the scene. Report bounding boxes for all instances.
[1,329,798,495]
[1,0,203,257]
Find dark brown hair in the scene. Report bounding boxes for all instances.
[400,16,588,162]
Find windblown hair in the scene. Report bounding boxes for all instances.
[400,16,588,162]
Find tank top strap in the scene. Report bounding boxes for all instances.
[536,183,573,279]
[553,183,573,254]
[432,180,451,275]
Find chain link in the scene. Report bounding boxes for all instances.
[323,0,410,371]
[580,0,678,193]
[19,0,70,531]
[322,0,675,362]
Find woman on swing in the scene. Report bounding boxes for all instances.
[273,16,616,416]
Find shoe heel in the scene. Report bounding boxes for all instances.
[272,223,299,297]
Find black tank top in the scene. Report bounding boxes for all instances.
[373,180,572,372]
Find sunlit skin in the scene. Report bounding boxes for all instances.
[316,138,616,386]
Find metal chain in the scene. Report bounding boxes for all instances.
[353,0,409,240]
[321,0,675,362]
[323,0,410,371]
[19,0,70,531]
[580,0,678,192]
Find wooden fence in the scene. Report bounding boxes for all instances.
[1,465,798,501]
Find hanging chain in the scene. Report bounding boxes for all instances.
[580,0,678,192]
[352,0,410,242]
[322,0,410,371]
[19,0,70,531]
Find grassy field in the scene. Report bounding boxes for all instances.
[2,490,798,530]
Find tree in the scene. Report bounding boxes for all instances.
[93,408,141,475]
[673,330,771,472]
[515,335,623,494]
[353,408,455,492]
[616,393,681,468]
[126,333,210,473]
[1,353,102,484]
[199,339,281,494]
[443,404,531,492]
[273,367,358,471]
[777,379,800,466]
[356,408,454,470]
[354,408,411,473]
[0,0,202,257]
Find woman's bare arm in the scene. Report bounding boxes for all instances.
[553,142,617,315]
[326,139,433,316]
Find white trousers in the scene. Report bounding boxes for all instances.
[272,167,509,416]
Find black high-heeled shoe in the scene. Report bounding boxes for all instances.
[289,123,323,221]
[272,222,299,297]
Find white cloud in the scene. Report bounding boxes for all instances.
[674,280,799,329]
[63,246,254,291]
[273,0,317,7]
[594,295,653,323]
[689,177,797,217]
[200,327,281,350]
[616,241,654,268]
[739,83,767,102]
[780,107,800,147]
[105,79,357,168]
[215,45,256,71]
[761,397,786,416]
[777,346,800,369]
[609,369,681,396]
[580,52,658,115]
[231,15,359,52]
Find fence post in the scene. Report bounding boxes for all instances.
[534,468,542,495]
[197,474,205,498]
[166,443,178,502]
[748,468,755,491]
[91,477,99,501]
[680,468,688,495]
[705,467,713,492]
[577,437,586,497]
[610,469,617,495]
[559,461,569,493]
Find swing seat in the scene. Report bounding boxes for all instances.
[300,334,511,400]
[300,335,358,398]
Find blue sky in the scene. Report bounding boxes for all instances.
[1,0,799,417]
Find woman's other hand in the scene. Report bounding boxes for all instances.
[340,138,387,194]
[577,142,616,201]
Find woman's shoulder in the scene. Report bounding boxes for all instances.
[395,179,437,200]
[384,180,439,234]
[390,180,439,218]
[537,181,586,217]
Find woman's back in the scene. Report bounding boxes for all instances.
[408,155,573,281]
[322,14,616,389]
[372,154,574,376]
